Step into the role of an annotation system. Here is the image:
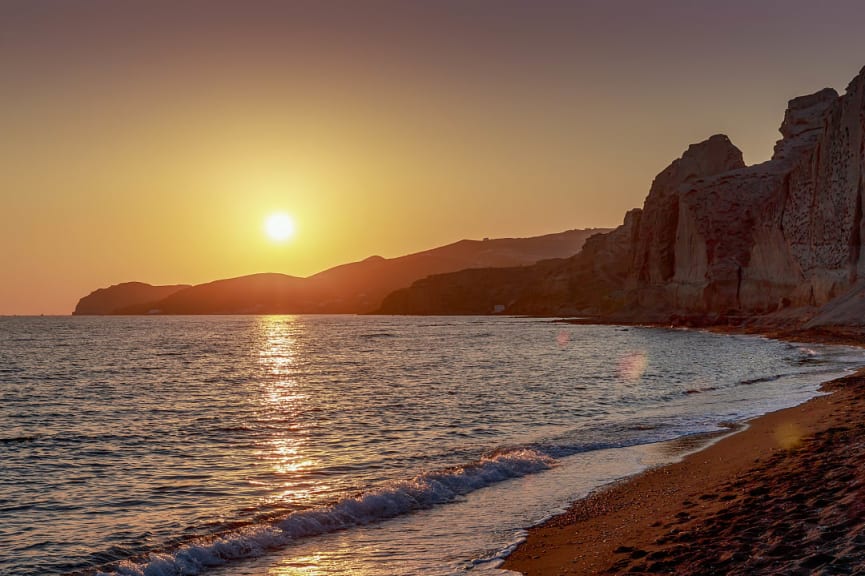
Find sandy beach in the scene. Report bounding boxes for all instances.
[504,361,865,575]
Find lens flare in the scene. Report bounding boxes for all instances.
[618,351,648,382]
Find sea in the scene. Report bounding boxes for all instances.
[2,315,864,576]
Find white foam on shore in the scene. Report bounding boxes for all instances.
[207,442,669,576]
[99,448,552,576]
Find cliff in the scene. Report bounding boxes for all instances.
[379,66,865,328]
[73,282,190,315]
[75,228,604,315]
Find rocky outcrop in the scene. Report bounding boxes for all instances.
[643,74,863,318]
[75,228,605,315]
[651,88,842,315]
[633,134,746,286]
[379,66,865,327]
[73,282,190,315]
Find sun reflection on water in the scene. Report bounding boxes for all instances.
[256,316,318,495]
[266,552,328,575]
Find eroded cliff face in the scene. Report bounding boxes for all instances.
[627,70,865,318]
[377,66,865,324]
[672,71,865,313]
[633,134,745,287]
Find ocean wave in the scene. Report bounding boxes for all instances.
[96,448,552,576]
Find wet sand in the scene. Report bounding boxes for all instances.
[503,367,865,575]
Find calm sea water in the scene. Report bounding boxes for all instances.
[2,316,863,576]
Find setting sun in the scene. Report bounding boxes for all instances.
[265,212,296,242]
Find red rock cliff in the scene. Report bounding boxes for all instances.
[627,70,864,318]
[378,66,865,325]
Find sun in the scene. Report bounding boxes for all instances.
[265,212,296,242]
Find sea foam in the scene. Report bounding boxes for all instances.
[100,448,552,576]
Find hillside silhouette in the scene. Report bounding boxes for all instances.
[74,228,605,315]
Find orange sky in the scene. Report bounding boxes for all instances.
[3,0,865,314]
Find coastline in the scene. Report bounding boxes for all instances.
[503,328,865,575]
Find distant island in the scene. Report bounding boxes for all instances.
[380,67,865,335]
[73,229,606,315]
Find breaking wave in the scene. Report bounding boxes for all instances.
[97,448,552,576]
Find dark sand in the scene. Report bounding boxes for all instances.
[504,357,865,574]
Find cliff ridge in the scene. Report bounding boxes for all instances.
[379,66,865,329]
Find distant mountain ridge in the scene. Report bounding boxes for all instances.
[73,228,606,315]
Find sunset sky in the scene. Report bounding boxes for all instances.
[3,0,865,315]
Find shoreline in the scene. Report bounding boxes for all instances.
[503,327,865,575]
